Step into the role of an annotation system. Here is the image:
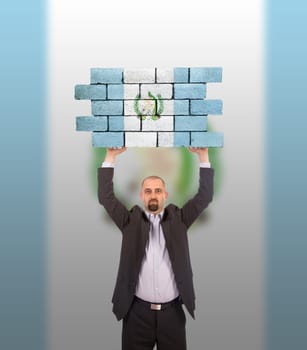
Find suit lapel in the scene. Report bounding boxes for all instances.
[139,214,150,259]
[161,214,175,261]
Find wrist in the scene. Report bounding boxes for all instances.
[199,155,209,163]
[104,155,116,163]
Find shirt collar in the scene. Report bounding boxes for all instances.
[145,209,164,220]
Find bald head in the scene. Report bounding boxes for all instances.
[139,176,168,214]
[141,175,165,188]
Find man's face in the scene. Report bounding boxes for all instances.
[140,178,168,214]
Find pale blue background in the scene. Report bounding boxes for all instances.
[266,1,307,349]
[0,1,46,350]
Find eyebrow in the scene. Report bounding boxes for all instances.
[144,187,163,191]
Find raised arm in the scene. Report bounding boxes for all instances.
[98,147,130,231]
[180,148,214,228]
[103,147,127,164]
[188,147,210,163]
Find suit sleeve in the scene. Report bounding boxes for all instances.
[180,167,214,228]
[98,167,130,231]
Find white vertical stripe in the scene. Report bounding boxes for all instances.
[48,1,264,350]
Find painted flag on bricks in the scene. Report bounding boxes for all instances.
[75,67,223,147]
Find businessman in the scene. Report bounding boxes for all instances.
[98,147,214,350]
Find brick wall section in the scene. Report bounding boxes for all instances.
[75,67,223,147]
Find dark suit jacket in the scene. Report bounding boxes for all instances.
[98,167,214,321]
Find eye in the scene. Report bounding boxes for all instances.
[145,189,151,194]
[155,189,162,193]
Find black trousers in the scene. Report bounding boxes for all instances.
[122,297,187,350]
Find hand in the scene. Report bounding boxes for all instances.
[104,147,127,163]
[188,147,209,163]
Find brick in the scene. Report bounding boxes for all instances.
[190,67,222,83]
[107,84,141,100]
[75,85,106,100]
[191,132,224,147]
[156,68,174,83]
[124,100,140,116]
[109,117,124,131]
[142,116,173,131]
[92,101,123,115]
[91,68,123,84]
[124,116,141,131]
[125,132,157,147]
[124,84,139,99]
[124,100,174,116]
[124,69,155,83]
[174,132,190,146]
[92,132,124,147]
[174,83,206,99]
[76,116,108,131]
[107,84,123,100]
[158,132,174,147]
[174,100,189,115]
[175,116,207,131]
[109,116,141,131]
[162,100,174,115]
[141,84,173,99]
[190,99,223,115]
[174,67,189,83]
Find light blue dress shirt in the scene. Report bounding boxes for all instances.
[135,211,180,303]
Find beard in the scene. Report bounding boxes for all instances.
[148,200,159,212]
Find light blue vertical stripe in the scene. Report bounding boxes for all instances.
[0,1,46,350]
[266,1,307,349]
[174,67,188,146]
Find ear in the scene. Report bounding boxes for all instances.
[165,191,169,199]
